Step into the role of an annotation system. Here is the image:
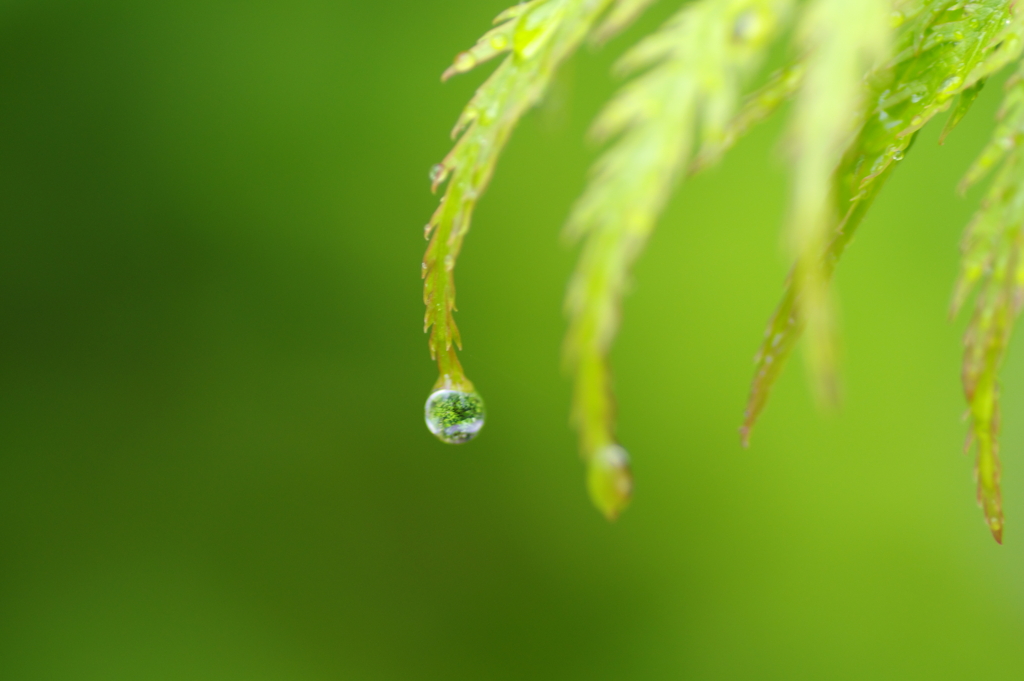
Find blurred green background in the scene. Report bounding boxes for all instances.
[1,1,1021,679]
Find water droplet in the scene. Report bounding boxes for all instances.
[911,116,923,126]
[429,164,445,184]
[890,11,905,27]
[421,262,428,276]
[453,51,476,73]
[425,389,486,444]
[489,34,509,50]
[443,254,454,271]
[893,150,904,161]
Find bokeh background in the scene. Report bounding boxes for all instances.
[1,1,1022,679]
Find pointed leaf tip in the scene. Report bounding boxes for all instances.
[989,519,1003,544]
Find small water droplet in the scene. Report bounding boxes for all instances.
[429,164,445,184]
[893,150,904,161]
[911,116,923,126]
[421,262,428,276]
[489,34,509,50]
[890,11,905,27]
[444,254,454,271]
[425,389,486,444]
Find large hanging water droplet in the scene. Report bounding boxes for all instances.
[425,389,486,444]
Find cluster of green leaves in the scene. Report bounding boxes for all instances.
[423,0,1024,542]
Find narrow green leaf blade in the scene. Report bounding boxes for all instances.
[742,0,1017,443]
[954,62,1024,542]
[567,0,794,517]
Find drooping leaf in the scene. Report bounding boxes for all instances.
[565,0,795,519]
[423,0,647,401]
[952,63,1024,543]
[785,0,893,409]
[742,0,1021,446]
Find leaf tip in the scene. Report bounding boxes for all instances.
[587,444,633,521]
[739,424,753,448]
[442,52,477,82]
[986,512,1004,544]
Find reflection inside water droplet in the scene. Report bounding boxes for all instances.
[425,389,486,444]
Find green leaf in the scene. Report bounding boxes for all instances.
[423,0,616,398]
[941,77,986,144]
[952,63,1024,543]
[785,0,893,408]
[742,0,1019,446]
[565,0,794,519]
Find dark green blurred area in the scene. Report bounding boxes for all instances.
[1,1,1022,678]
